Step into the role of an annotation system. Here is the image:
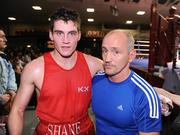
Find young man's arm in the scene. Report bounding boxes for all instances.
[8,60,39,135]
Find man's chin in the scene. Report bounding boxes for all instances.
[2,44,7,48]
[62,55,72,58]
[105,70,114,76]
[0,45,7,50]
[61,52,75,58]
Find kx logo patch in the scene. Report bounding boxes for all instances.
[78,86,89,93]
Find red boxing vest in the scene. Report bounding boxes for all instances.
[35,52,94,135]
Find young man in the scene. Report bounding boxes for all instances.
[8,8,102,135]
[0,29,17,135]
[92,30,162,135]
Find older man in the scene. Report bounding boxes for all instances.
[92,30,162,135]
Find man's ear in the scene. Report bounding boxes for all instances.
[49,30,53,41]
[78,31,81,41]
[128,49,136,63]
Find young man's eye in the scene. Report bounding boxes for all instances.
[54,31,63,36]
[69,31,77,36]
[56,32,63,35]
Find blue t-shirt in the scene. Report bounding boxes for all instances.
[92,71,161,135]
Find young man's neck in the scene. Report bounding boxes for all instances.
[51,50,77,70]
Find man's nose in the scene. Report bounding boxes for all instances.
[3,37,7,42]
[62,34,70,43]
[104,52,112,62]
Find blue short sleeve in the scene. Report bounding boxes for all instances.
[134,89,162,132]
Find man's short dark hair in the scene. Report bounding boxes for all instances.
[49,7,81,32]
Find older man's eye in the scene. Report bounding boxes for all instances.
[115,51,120,54]
[102,49,107,54]
[111,50,119,55]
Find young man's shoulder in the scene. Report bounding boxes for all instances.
[83,53,103,76]
[28,55,44,66]
[83,53,99,60]
[83,53,103,68]
[19,55,44,87]
[23,55,44,73]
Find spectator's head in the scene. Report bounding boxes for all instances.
[0,29,7,51]
[169,6,176,16]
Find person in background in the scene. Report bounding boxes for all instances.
[156,87,180,107]
[0,29,17,135]
[92,30,161,135]
[166,6,180,22]
[155,87,180,135]
[12,61,23,88]
[8,7,102,135]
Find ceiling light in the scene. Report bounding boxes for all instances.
[87,18,94,22]
[48,18,51,21]
[136,11,146,15]
[27,45,31,48]
[87,8,95,12]
[126,20,133,24]
[8,17,16,21]
[32,6,42,10]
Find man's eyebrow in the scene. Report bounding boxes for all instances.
[68,30,78,33]
[111,47,119,49]
[53,30,78,33]
[53,30,63,32]
[109,47,120,50]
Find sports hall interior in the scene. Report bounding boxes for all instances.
[0,0,180,134]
